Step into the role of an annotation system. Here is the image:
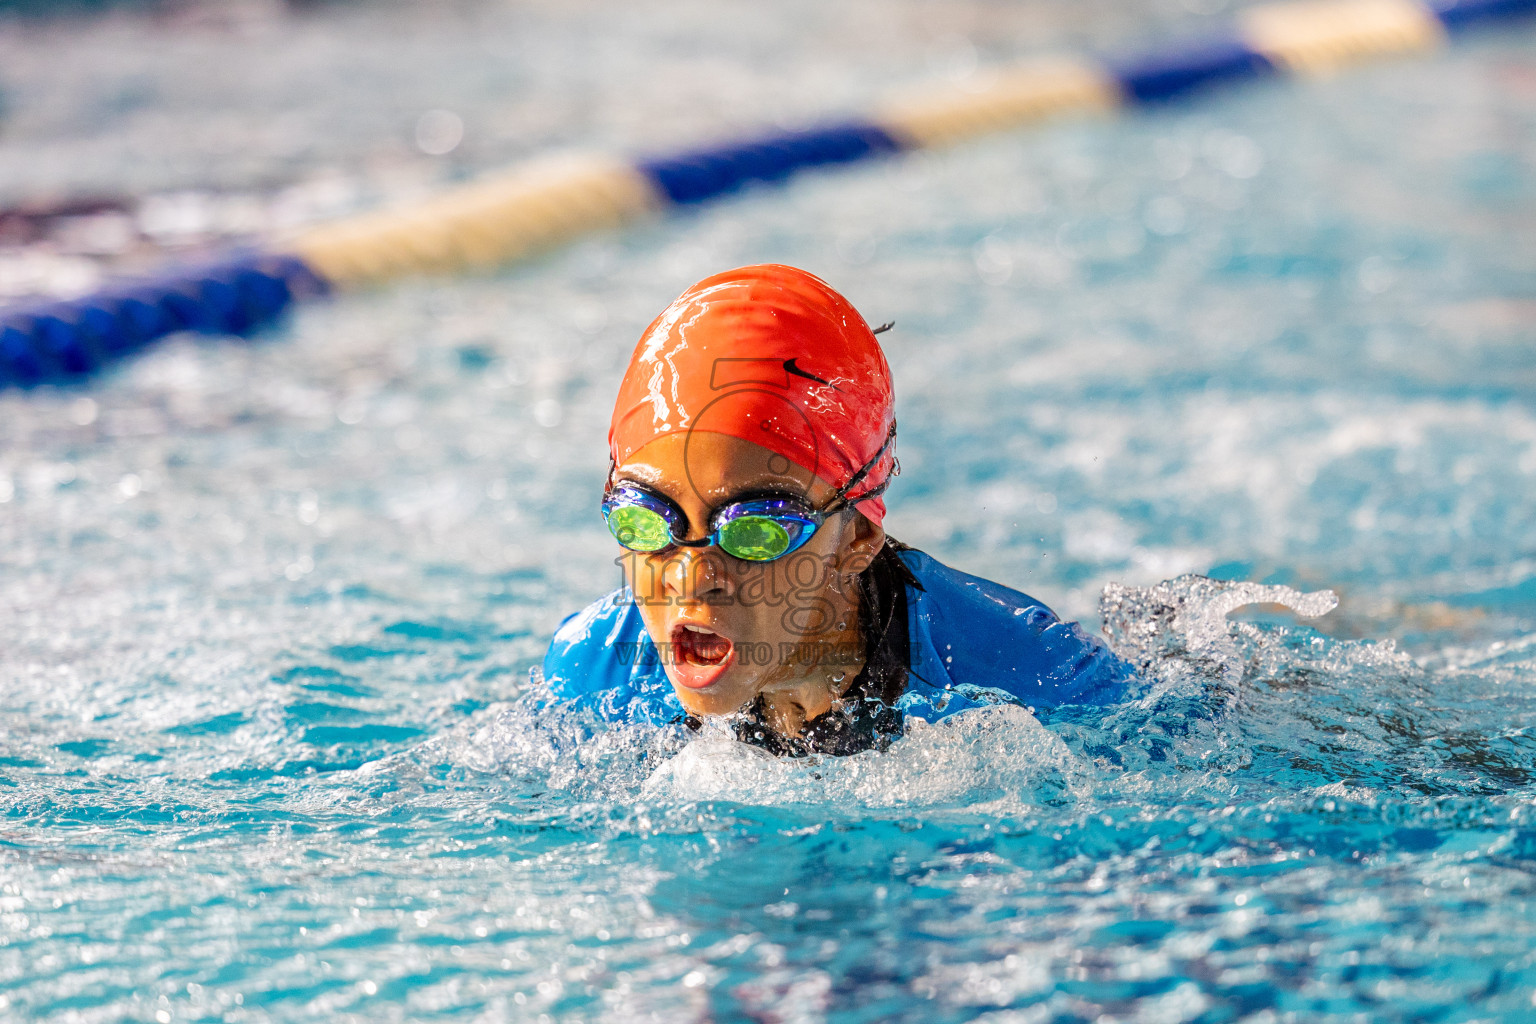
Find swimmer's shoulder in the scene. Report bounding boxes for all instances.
[891,546,1135,712]
[541,588,680,723]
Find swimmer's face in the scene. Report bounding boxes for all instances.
[611,431,885,718]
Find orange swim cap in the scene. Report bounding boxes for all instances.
[609,264,897,525]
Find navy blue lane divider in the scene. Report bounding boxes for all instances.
[1,0,1533,391]
[0,252,325,388]
[636,122,904,206]
[1432,0,1536,29]
[1108,35,1277,103]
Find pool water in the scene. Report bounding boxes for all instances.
[2,1,1536,1021]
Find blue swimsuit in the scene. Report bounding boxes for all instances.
[541,546,1135,742]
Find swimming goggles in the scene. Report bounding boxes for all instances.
[602,422,897,563]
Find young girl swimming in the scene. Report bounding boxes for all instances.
[542,264,1133,755]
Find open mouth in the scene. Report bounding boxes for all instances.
[668,622,735,688]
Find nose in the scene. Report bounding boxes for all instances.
[662,546,734,604]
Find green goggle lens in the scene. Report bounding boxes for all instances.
[607,504,672,552]
[717,515,792,561]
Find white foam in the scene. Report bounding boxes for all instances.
[641,705,1089,811]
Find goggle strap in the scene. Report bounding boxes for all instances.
[838,475,892,508]
[827,420,897,511]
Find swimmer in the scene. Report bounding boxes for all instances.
[542,264,1133,755]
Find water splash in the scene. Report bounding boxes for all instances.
[1101,573,1338,689]
[452,576,1364,819]
[641,705,1089,812]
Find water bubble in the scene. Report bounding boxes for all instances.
[1358,256,1396,294]
[395,425,423,451]
[534,399,563,428]
[1154,137,1194,180]
[927,35,978,82]
[974,236,1013,286]
[1144,197,1187,236]
[336,397,367,425]
[571,301,608,335]
[68,398,98,426]
[1203,130,1264,179]
[415,109,464,156]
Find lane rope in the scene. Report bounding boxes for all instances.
[1,0,1530,389]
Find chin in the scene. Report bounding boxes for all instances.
[668,672,755,717]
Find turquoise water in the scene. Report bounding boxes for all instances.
[3,2,1536,1021]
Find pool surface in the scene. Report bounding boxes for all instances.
[2,1,1535,1020]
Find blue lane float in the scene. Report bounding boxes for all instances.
[636,123,905,206]
[1,0,1532,390]
[1107,36,1279,103]
[0,253,325,387]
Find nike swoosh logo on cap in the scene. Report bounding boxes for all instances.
[783,358,834,387]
